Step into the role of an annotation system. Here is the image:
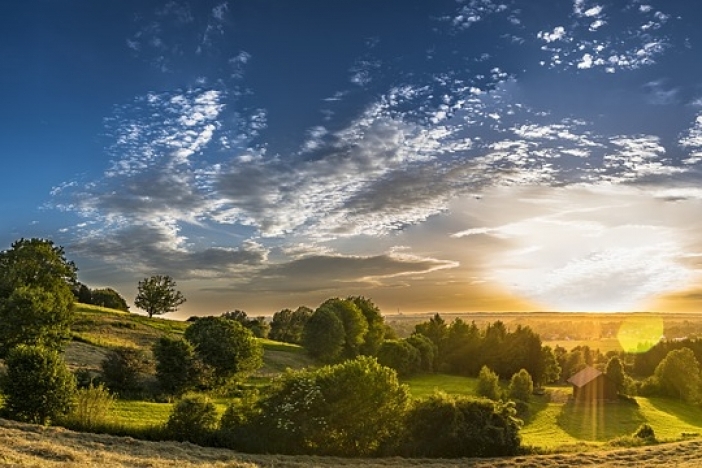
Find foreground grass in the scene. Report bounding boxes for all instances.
[3,417,702,467]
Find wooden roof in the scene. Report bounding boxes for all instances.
[567,366,604,388]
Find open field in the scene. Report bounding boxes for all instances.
[2,417,702,467]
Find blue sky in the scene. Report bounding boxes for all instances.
[4,0,702,318]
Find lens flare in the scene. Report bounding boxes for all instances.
[616,315,664,353]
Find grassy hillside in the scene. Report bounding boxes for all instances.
[65,304,313,375]
[2,417,702,467]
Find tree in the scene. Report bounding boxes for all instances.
[317,298,368,359]
[250,357,409,456]
[134,275,186,318]
[508,369,534,403]
[406,333,437,373]
[377,340,421,377]
[477,365,501,401]
[303,306,345,362]
[2,345,76,424]
[221,309,270,338]
[605,356,627,395]
[401,393,521,458]
[90,288,129,311]
[100,347,152,395]
[0,238,77,297]
[0,238,77,357]
[184,316,263,386]
[538,346,562,386]
[153,336,198,396]
[654,347,701,403]
[349,296,385,356]
[269,306,312,344]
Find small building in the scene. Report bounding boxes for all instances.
[567,366,618,402]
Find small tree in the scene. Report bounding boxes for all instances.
[153,336,197,396]
[184,316,263,387]
[134,275,186,318]
[605,355,630,395]
[477,365,501,401]
[2,345,76,424]
[100,347,151,395]
[538,346,561,386]
[508,369,534,403]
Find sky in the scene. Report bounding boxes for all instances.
[3,0,702,319]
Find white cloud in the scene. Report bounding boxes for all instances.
[538,26,567,43]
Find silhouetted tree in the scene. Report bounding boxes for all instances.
[134,275,185,318]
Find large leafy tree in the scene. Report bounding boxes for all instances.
[184,316,263,386]
[0,238,77,357]
[654,347,701,402]
[134,275,186,318]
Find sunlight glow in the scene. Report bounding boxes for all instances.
[616,315,664,353]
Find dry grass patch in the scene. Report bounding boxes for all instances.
[3,418,702,467]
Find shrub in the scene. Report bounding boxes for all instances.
[184,316,263,387]
[62,383,115,430]
[100,347,151,396]
[377,339,420,377]
[165,395,218,442]
[634,423,656,441]
[1,345,76,424]
[477,365,502,400]
[400,393,522,458]
[245,356,410,456]
[508,369,534,403]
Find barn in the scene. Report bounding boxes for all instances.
[567,366,618,402]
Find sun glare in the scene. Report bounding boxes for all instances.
[616,315,665,353]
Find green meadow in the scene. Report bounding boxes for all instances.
[31,304,702,457]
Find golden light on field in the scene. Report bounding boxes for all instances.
[616,315,664,353]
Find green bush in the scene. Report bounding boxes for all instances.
[1,345,76,424]
[184,316,263,387]
[400,393,522,458]
[634,423,656,441]
[377,339,420,377]
[508,369,534,403]
[165,395,218,442]
[477,365,502,400]
[100,347,151,396]
[243,356,410,456]
[153,336,197,396]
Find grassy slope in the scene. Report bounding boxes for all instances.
[66,303,313,375]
